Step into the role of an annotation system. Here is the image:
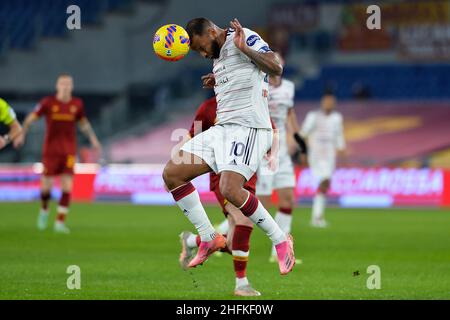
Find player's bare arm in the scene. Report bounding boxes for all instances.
[230,19,282,76]
[286,108,308,165]
[288,108,308,156]
[78,118,101,150]
[14,112,38,147]
[287,108,301,133]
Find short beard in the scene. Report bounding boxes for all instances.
[211,39,221,59]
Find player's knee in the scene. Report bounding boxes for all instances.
[219,180,239,204]
[162,162,178,190]
[319,180,330,193]
[219,182,233,202]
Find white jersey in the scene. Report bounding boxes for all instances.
[301,110,345,163]
[269,79,295,132]
[213,28,272,129]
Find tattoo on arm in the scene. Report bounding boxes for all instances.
[242,50,282,76]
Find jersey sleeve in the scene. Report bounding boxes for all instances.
[33,97,49,117]
[300,111,315,137]
[335,114,346,150]
[0,99,16,126]
[76,100,87,121]
[243,28,272,53]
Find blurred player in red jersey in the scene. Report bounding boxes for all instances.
[17,74,101,234]
[178,97,261,296]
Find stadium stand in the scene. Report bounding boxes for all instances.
[296,64,450,100]
[0,0,135,51]
[109,101,450,167]
[0,0,449,168]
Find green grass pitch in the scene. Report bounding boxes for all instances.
[0,202,449,299]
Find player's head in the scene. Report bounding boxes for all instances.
[186,18,221,59]
[320,89,336,114]
[56,74,73,99]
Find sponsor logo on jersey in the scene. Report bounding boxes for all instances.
[70,105,77,113]
[218,77,229,85]
[258,45,271,53]
[51,114,75,121]
[246,34,260,46]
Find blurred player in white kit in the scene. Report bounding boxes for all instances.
[301,91,346,227]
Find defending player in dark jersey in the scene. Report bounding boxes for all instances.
[17,74,101,234]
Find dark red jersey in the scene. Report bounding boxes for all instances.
[188,97,217,138]
[33,96,86,157]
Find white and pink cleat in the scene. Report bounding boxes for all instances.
[275,234,296,275]
[188,234,226,268]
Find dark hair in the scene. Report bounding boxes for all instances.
[323,85,335,96]
[185,18,213,41]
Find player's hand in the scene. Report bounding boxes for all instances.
[13,133,25,149]
[0,136,6,150]
[264,150,278,172]
[201,73,215,89]
[230,18,247,53]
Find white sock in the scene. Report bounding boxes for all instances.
[40,208,49,215]
[186,233,198,248]
[240,195,286,245]
[271,211,292,256]
[216,219,229,235]
[236,277,249,288]
[312,193,326,220]
[174,188,216,242]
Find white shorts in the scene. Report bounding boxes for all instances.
[256,147,296,196]
[309,157,335,182]
[181,124,273,181]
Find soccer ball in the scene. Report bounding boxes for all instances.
[153,24,190,61]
